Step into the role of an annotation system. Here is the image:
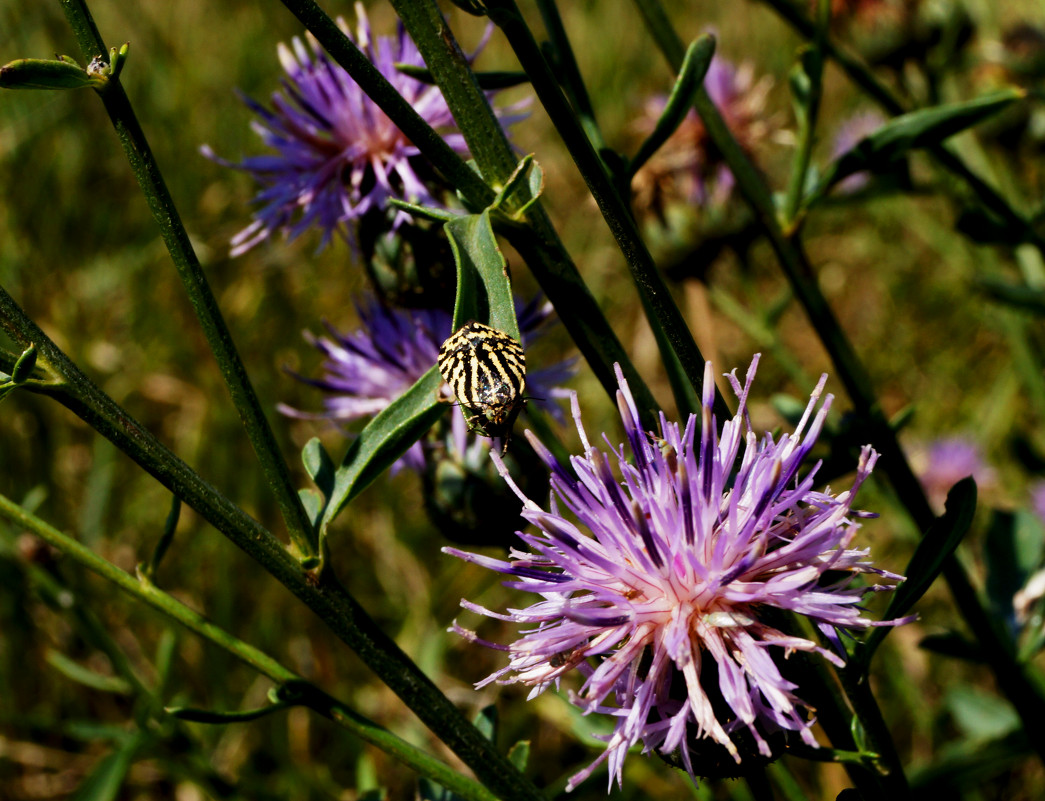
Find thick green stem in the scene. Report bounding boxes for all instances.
[0,494,499,801]
[57,0,316,558]
[634,0,1045,767]
[0,284,541,801]
[278,0,659,425]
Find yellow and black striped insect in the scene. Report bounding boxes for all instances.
[438,321,526,448]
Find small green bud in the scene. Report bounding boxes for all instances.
[11,343,37,384]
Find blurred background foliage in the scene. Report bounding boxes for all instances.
[3,0,1045,798]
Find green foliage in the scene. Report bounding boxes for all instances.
[3,0,1045,798]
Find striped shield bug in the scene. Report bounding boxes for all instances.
[438,321,526,448]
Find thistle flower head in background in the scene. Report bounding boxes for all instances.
[203,3,522,255]
[278,295,573,472]
[448,356,908,790]
[631,56,776,220]
[830,108,887,194]
[912,436,995,514]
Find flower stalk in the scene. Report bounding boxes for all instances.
[277,0,660,422]
[0,492,501,801]
[0,278,542,801]
[633,0,1045,767]
[57,0,317,559]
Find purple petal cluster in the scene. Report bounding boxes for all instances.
[279,295,573,471]
[203,7,516,255]
[448,356,907,790]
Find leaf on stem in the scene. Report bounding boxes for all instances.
[445,210,519,338]
[0,56,103,90]
[45,650,133,695]
[165,702,289,724]
[490,154,543,220]
[321,367,447,529]
[863,477,977,660]
[808,89,1025,206]
[627,34,716,179]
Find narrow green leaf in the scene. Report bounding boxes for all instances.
[811,89,1025,203]
[444,211,518,339]
[387,197,462,224]
[11,343,37,384]
[395,62,528,90]
[627,35,716,178]
[69,735,142,801]
[507,739,530,772]
[165,702,288,724]
[984,509,1045,636]
[473,705,498,742]
[322,367,447,528]
[301,437,336,498]
[491,154,544,219]
[45,650,133,695]
[977,278,1045,315]
[863,478,977,659]
[141,495,180,580]
[0,56,102,90]
[298,489,323,528]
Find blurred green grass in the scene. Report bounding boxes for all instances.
[2,0,1045,799]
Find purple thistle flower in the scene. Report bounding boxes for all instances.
[203,5,521,255]
[830,109,888,194]
[447,356,908,790]
[912,436,995,514]
[279,295,573,472]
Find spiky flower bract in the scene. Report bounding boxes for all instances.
[203,4,520,255]
[448,356,908,790]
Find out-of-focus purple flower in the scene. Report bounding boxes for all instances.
[447,356,908,790]
[830,109,887,194]
[203,5,521,255]
[631,57,776,219]
[913,437,995,514]
[1030,481,1045,527]
[279,295,573,472]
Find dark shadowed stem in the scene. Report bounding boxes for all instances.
[837,667,910,798]
[0,494,499,801]
[57,0,316,559]
[780,0,827,226]
[0,283,544,801]
[481,0,723,420]
[754,0,1045,254]
[277,0,660,427]
[633,0,1045,767]
[533,0,611,158]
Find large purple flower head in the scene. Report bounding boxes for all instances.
[279,295,573,472]
[448,356,908,790]
[203,5,520,255]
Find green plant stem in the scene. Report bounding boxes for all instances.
[754,0,1045,253]
[277,0,660,426]
[0,494,499,801]
[57,0,316,558]
[781,0,827,227]
[482,0,723,420]
[0,284,542,801]
[634,0,1045,767]
[533,0,611,158]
